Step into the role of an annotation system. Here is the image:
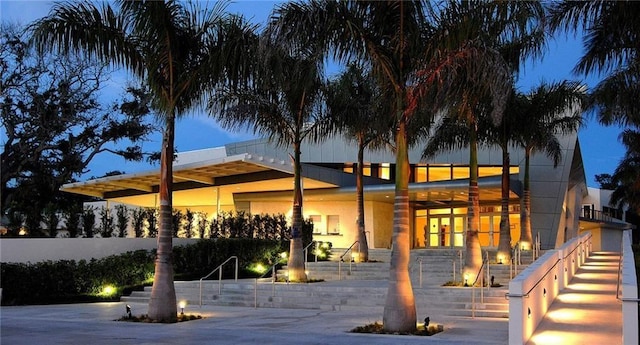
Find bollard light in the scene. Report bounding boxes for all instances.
[179,300,186,315]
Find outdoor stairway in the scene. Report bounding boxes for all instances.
[121,279,510,318]
[121,248,537,319]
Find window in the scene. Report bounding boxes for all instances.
[327,215,340,234]
[309,215,322,234]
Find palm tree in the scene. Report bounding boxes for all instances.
[268,0,515,331]
[268,1,433,331]
[608,130,640,216]
[31,0,255,321]
[422,85,519,264]
[209,40,331,282]
[420,0,544,280]
[513,81,584,249]
[548,2,640,164]
[325,64,393,262]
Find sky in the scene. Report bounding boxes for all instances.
[0,0,626,188]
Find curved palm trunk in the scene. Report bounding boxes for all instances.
[383,118,416,332]
[148,115,177,322]
[497,146,512,263]
[287,141,307,282]
[356,140,369,262]
[519,148,533,250]
[464,126,482,283]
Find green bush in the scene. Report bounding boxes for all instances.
[0,212,318,305]
[0,250,154,305]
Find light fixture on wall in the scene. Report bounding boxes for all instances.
[543,288,547,297]
[528,307,531,319]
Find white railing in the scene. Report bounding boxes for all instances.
[199,256,238,306]
[617,230,639,344]
[507,232,592,345]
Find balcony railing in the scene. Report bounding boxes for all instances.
[581,208,622,223]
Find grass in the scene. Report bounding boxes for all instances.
[350,321,443,336]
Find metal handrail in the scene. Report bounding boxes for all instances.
[338,241,359,280]
[304,241,317,264]
[416,257,424,288]
[254,262,279,308]
[505,259,560,299]
[470,257,487,287]
[199,256,238,307]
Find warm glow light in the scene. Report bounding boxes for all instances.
[179,300,187,309]
[101,285,116,296]
[254,263,266,273]
[530,331,569,344]
[280,252,288,259]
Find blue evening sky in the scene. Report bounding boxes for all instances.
[0,0,625,187]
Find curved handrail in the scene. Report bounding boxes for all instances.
[254,262,280,308]
[339,241,360,261]
[199,256,238,307]
[338,240,359,280]
[303,241,317,264]
[470,257,487,287]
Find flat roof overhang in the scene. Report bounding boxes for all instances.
[61,153,338,207]
[233,174,522,207]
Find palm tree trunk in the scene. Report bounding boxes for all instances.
[356,140,369,262]
[383,117,416,332]
[287,141,307,282]
[519,148,533,249]
[497,146,512,263]
[148,115,177,322]
[464,125,482,283]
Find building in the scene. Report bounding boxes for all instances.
[60,130,627,251]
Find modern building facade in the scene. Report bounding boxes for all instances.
[61,130,622,251]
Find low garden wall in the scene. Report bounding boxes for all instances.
[508,231,592,345]
[0,238,199,263]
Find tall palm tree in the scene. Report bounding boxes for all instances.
[209,41,331,282]
[31,0,255,321]
[325,64,393,262]
[422,85,519,264]
[268,0,514,331]
[548,2,640,168]
[420,0,544,279]
[268,1,435,331]
[513,81,584,248]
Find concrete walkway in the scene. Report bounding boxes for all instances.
[527,252,623,345]
[1,301,509,345]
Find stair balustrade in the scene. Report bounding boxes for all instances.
[199,256,238,307]
[254,262,279,308]
[338,241,359,280]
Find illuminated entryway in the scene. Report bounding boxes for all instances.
[415,205,521,249]
[416,208,465,248]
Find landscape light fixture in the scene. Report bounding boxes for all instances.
[179,301,186,315]
[424,317,430,328]
[125,304,132,318]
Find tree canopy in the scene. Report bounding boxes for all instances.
[1,24,155,231]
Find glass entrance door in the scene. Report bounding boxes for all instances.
[428,216,451,247]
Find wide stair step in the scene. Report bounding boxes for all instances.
[122,249,525,318]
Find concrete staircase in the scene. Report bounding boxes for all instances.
[122,248,538,319]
